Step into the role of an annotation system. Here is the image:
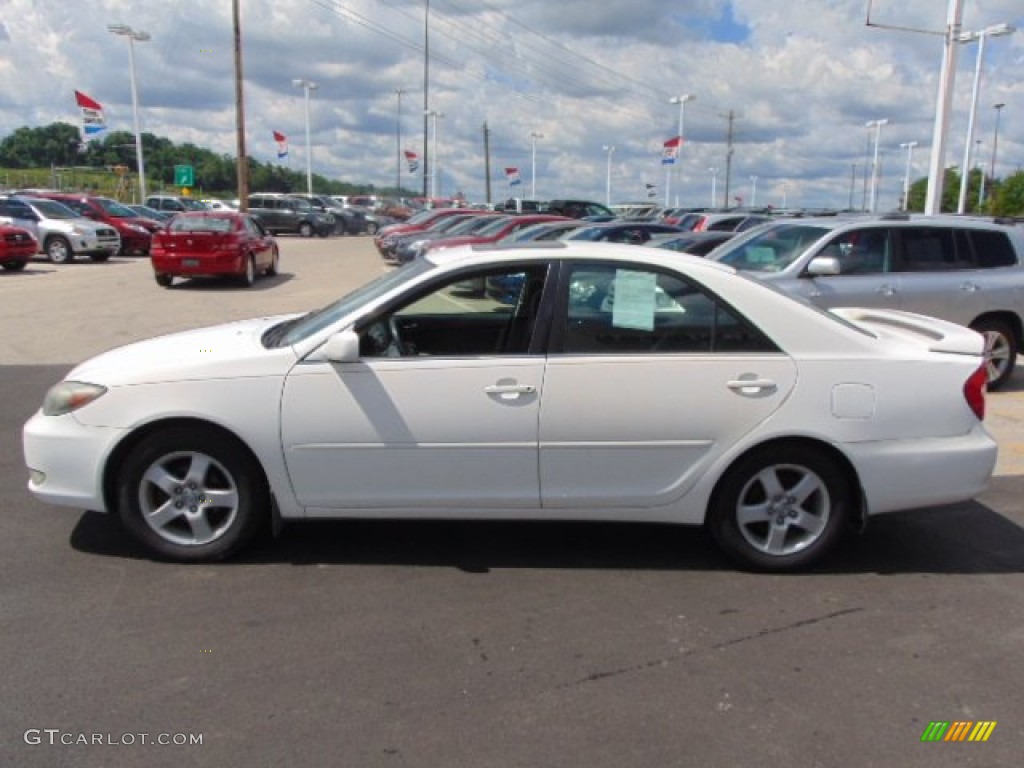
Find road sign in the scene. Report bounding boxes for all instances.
[174,165,195,187]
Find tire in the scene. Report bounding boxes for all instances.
[155,273,174,288]
[89,253,111,263]
[365,221,379,236]
[239,254,256,287]
[970,318,1017,390]
[709,444,851,572]
[264,248,279,277]
[2,260,28,271]
[117,426,268,562]
[298,222,314,238]
[45,236,73,264]
[317,228,331,239]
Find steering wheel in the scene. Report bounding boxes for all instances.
[387,317,408,356]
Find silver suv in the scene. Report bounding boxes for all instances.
[0,196,121,263]
[710,214,1024,388]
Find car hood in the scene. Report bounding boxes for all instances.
[67,315,300,387]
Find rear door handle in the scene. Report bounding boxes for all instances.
[727,378,777,395]
[484,383,536,395]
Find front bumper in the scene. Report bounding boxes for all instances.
[23,411,126,513]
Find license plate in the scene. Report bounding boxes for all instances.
[182,259,200,267]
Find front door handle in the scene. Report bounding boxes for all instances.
[484,383,536,395]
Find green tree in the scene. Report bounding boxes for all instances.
[990,170,1024,217]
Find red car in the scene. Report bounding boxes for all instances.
[36,192,162,256]
[423,214,572,253]
[373,208,474,257]
[0,224,38,271]
[150,211,279,288]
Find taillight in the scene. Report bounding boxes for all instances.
[963,363,987,420]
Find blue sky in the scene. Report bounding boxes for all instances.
[1,0,1022,209]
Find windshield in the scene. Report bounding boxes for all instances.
[562,226,605,241]
[95,198,139,218]
[474,216,515,237]
[263,260,433,348]
[180,198,209,211]
[27,199,80,219]
[711,223,831,272]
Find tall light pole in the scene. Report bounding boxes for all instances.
[924,0,963,215]
[425,109,444,199]
[990,103,1006,181]
[709,167,718,208]
[529,131,543,199]
[900,141,918,211]
[866,118,889,213]
[292,78,318,195]
[395,88,408,194]
[977,159,987,208]
[602,145,615,206]
[957,23,1014,214]
[749,175,758,208]
[668,94,695,207]
[107,23,150,202]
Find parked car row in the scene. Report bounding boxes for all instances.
[0,194,123,263]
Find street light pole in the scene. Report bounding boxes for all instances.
[900,141,918,211]
[957,23,1014,213]
[749,175,758,207]
[107,23,150,202]
[866,118,889,213]
[924,0,963,216]
[425,110,444,199]
[292,78,318,196]
[990,103,1006,181]
[668,94,694,207]
[709,167,718,208]
[529,131,543,199]
[395,88,408,194]
[602,145,615,207]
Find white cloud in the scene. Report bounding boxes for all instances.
[0,0,1021,209]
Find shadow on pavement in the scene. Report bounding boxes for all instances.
[69,476,1024,575]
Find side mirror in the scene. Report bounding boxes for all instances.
[807,256,840,277]
[323,329,361,363]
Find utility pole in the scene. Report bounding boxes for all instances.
[723,110,735,209]
[483,122,492,205]
[232,0,248,209]
[422,0,430,198]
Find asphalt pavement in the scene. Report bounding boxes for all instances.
[1,237,1022,767]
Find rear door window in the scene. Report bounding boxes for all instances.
[894,227,961,271]
[968,230,1018,268]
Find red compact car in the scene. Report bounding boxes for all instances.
[0,224,39,271]
[150,211,279,288]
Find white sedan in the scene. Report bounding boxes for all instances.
[23,243,998,570]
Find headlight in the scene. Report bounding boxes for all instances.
[42,381,107,416]
[127,224,149,234]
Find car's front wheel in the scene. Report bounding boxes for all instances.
[971,317,1017,390]
[264,248,279,277]
[117,426,269,562]
[298,222,314,238]
[45,236,73,264]
[239,254,255,287]
[365,221,379,235]
[709,444,851,571]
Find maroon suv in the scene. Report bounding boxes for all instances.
[36,193,162,256]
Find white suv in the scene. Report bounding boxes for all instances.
[0,196,121,263]
[710,214,1024,388]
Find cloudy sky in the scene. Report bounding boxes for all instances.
[1,0,1022,210]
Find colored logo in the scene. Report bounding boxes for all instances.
[921,721,996,742]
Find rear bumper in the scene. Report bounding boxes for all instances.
[847,424,998,515]
[151,251,245,276]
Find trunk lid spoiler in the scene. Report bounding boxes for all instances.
[830,307,986,357]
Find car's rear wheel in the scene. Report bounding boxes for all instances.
[155,273,174,288]
[709,444,851,571]
[365,221,379,235]
[45,236,72,264]
[299,222,314,238]
[239,254,255,287]
[971,318,1017,390]
[2,260,28,271]
[264,248,279,277]
[117,426,268,562]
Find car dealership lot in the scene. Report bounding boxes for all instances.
[1,237,1022,766]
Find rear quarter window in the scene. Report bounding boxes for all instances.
[968,230,1018,268]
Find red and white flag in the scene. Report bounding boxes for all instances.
[273,131,288,159]
[661,136,682,165]
[505,167,522,186]
[404,149,419,173]
[74,90,106,138]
